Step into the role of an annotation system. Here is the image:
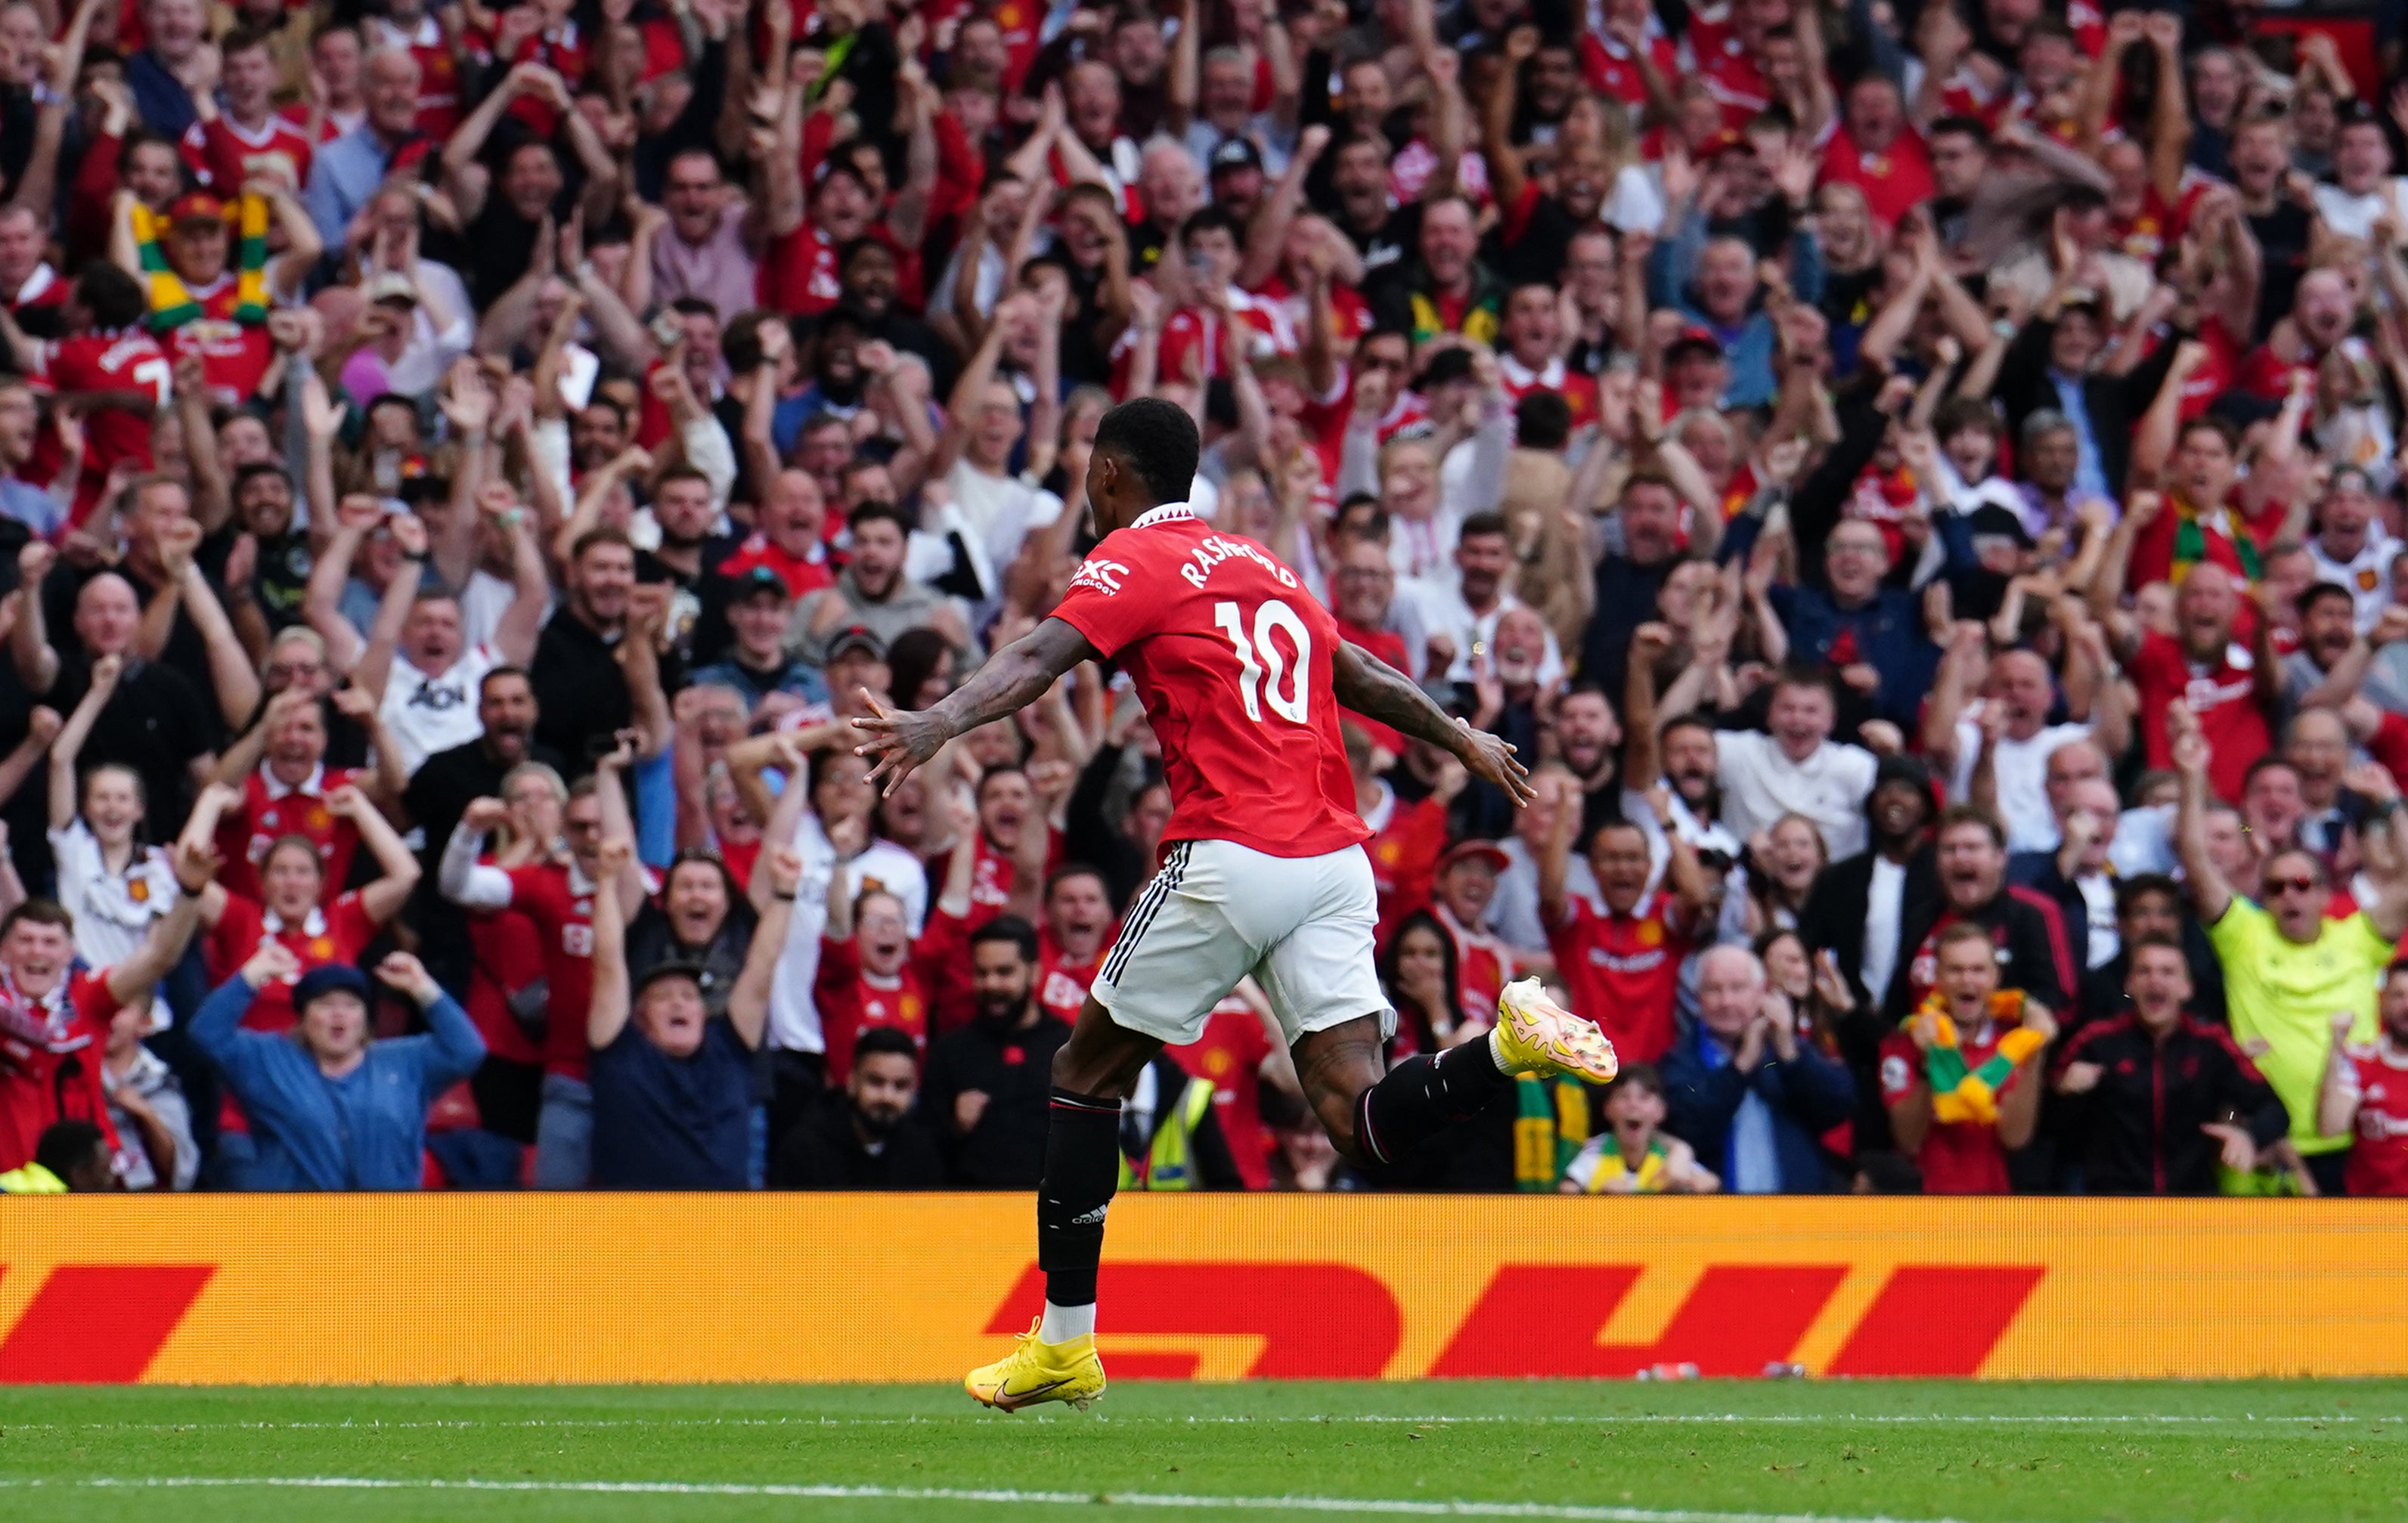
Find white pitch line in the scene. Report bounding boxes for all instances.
[4,1475,1972,1523]
[1,1412,2397,1434]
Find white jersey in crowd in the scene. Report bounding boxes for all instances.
[2309,532,2402,632]
[47,819,177,1027]
[381,644,498,777]
[764,811,929,1054]
[1948,709,2095,853]
[1714,731,1879,861]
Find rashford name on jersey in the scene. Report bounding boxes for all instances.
[1049,506,1368,864]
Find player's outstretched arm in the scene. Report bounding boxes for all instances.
[1331,642,1536,806]
[857,617,1101,795]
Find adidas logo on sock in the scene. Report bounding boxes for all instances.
[1070,1203,1110,1226]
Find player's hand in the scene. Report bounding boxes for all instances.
[954,1088,990,1135]
[2055,1060,2101,1095]
[854,689,955,797]
[1454,717,1535,806]
[2201,1120,2255,1175]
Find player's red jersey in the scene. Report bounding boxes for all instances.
[1154,292,1298,382]
[0,968,126,1174]
[1818,125,1935,229]
[814,934,930,1079]
[1049,506,1371,860]
[759,223,921,317]
[213,763,364,908]
[5,262,71,315]
[2343,1041,2408,1197]
[500,861,603,1082]
[163,274,278,408]
[1545,891,1691,1064]
[1166,997,1274,1189]
[1879,1020,2019,1193]
[23,329,169,523]
[1035,930,1106,1023]
[1681,8,1771,125]
[179,113,316,193]
[205,890,380,1035]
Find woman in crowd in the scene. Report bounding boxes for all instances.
[189,945,482,1191]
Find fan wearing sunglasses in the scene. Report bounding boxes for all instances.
[2173,701,2408,1198]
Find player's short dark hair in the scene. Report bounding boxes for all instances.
[73,261,147,331]
[1514,389,1572,450]
[1092,398,1200,505]
[1662,713,1718,749]
[970,915,1040,964]
[33,1119,107,1183]
[2114,873,2180,918]
[848,498,913,538]
[1458,511,1508,543]
[220,23,275,57]
[1045,863,1108,900]
[2127,930,2186,961]
[2242,753,2301,794]
[480,664,535,701]
[1933,396,2001,441]
[1769,662,1837,702]
[2178,414,2241,453]
[852,1026,920,1067]
[232,460,293,496]
[654,464,712,496]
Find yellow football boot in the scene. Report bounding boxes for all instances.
[965,1318,1108,1412]
[1492,977,1619,1084]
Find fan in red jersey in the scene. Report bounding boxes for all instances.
[9,263,169,525]
[179,28,318,193]
[0,843,214,1178]
[133,186,322,407]
[2320,967,2408,1198]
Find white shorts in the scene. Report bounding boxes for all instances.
[1092,838,1395,1048]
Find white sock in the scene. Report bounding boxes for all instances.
[1040,1300,1096,1343]
[1486,1025,1513,1075]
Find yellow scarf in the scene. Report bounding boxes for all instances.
[1910,989,2047,1125]
[132,193,270,331]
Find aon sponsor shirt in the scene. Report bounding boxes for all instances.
[1049,505,1368,860]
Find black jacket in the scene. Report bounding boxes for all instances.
[917,1010,1074,1189]
[1797,843,1942,1150]
[1993,313,2185,503]
[1883,884,2078,1025]
[770,1103,945,1190]
[2050,1013,2288,1194]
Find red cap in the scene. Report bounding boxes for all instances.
[166,191,231,227]
[1439,839,1511,874]
[1702,127,1749,158]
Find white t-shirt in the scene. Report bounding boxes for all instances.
[765,811,929,1054]
[48,819,177,1028]
[1861,853,1905,1004]
[1623,785,1743,899]
[2314,178,2408,242]
[1947,710,2094,853]
[1715,731,1879,861]
[945,457,1062,576]
[380,643,497,777]
[457,567,548,655]
[1416,584,1569,686]
[2309,533,2402,632]
[1490,835,1599,956]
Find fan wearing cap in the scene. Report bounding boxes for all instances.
[0,840,215,1179]
[188,943,483,1190]
[689,566,833,721]
[1428,839,1516,1026]
[124,183,323,407]
[586,834,783,1189]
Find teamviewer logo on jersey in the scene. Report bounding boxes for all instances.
[1070,559,1133,596]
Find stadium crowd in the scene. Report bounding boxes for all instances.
[3,0,2408,1199]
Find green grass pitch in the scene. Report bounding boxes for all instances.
[0,1379,2402,1521]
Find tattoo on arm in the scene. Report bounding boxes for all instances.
[1332,643,1465,756]
[930,618,1100,735]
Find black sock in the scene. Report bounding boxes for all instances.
[1037,1086,1123,1308]
[1355,1038,1516,1165]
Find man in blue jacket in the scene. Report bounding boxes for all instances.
[1663,944,1858,1192]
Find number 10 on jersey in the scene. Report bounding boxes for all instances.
[1214,599,1312,725]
